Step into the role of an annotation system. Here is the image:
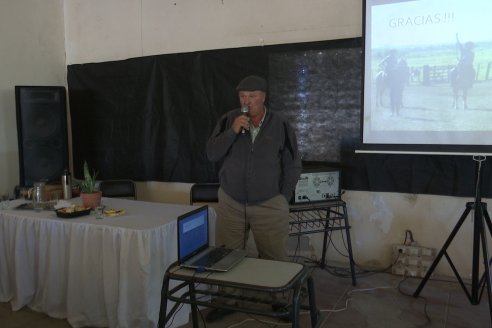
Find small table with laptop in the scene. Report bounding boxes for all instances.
[158,205,320,328]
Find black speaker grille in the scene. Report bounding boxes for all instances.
[15,86,68,187]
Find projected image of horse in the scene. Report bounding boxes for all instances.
[375,71,387,107]
[450,36,476,110]
[388,59,409,116]
[374,53,409,116]
[449,64,475,109]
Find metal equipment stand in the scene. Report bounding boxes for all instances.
[413,156,492,323]
[289,200,357,286]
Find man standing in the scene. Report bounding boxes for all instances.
[207,75,302,262]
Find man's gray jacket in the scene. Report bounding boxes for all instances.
[207,108,302,204]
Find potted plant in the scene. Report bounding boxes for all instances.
[79,161,101,209]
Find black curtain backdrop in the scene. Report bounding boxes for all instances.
[67,38,492,198]
[68,48,268,183]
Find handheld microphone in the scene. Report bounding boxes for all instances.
[240,105,249,134]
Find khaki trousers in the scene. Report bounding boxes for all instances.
[216,188,290,261]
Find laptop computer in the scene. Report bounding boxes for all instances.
[177,205,247,272]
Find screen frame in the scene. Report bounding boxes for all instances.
[360,0,492,156]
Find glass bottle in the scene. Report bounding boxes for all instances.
[32,182,46,211]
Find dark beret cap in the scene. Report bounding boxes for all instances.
[236,75,267,92]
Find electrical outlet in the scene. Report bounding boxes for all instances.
[392,244,436,278]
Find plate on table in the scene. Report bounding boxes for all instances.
[55,206,92,218]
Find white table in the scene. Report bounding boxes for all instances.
[0,197,214,328]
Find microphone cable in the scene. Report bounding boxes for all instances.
[242,201,248,250]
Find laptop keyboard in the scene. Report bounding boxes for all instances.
[192,247,232,267]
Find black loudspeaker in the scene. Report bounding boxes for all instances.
[15,86,69,187]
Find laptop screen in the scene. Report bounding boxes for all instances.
[177,205,209,264]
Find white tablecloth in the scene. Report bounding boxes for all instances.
[0,197,214,328]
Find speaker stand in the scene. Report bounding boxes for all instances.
[413,156,492,323]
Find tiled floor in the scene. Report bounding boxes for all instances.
[1,263,491,327]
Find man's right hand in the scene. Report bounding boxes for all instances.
[232,115,249,134]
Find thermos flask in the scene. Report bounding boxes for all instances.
[62,169,72,199]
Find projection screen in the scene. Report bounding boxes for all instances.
[361,0,492,155]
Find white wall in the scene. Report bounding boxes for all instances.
[64,0,362,64]
[318,190,482,279]
[0,0,485,279]
[0,0,67,198]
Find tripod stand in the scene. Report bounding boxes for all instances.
[413,156,492,322]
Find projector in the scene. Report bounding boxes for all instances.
[291,166,340,204]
